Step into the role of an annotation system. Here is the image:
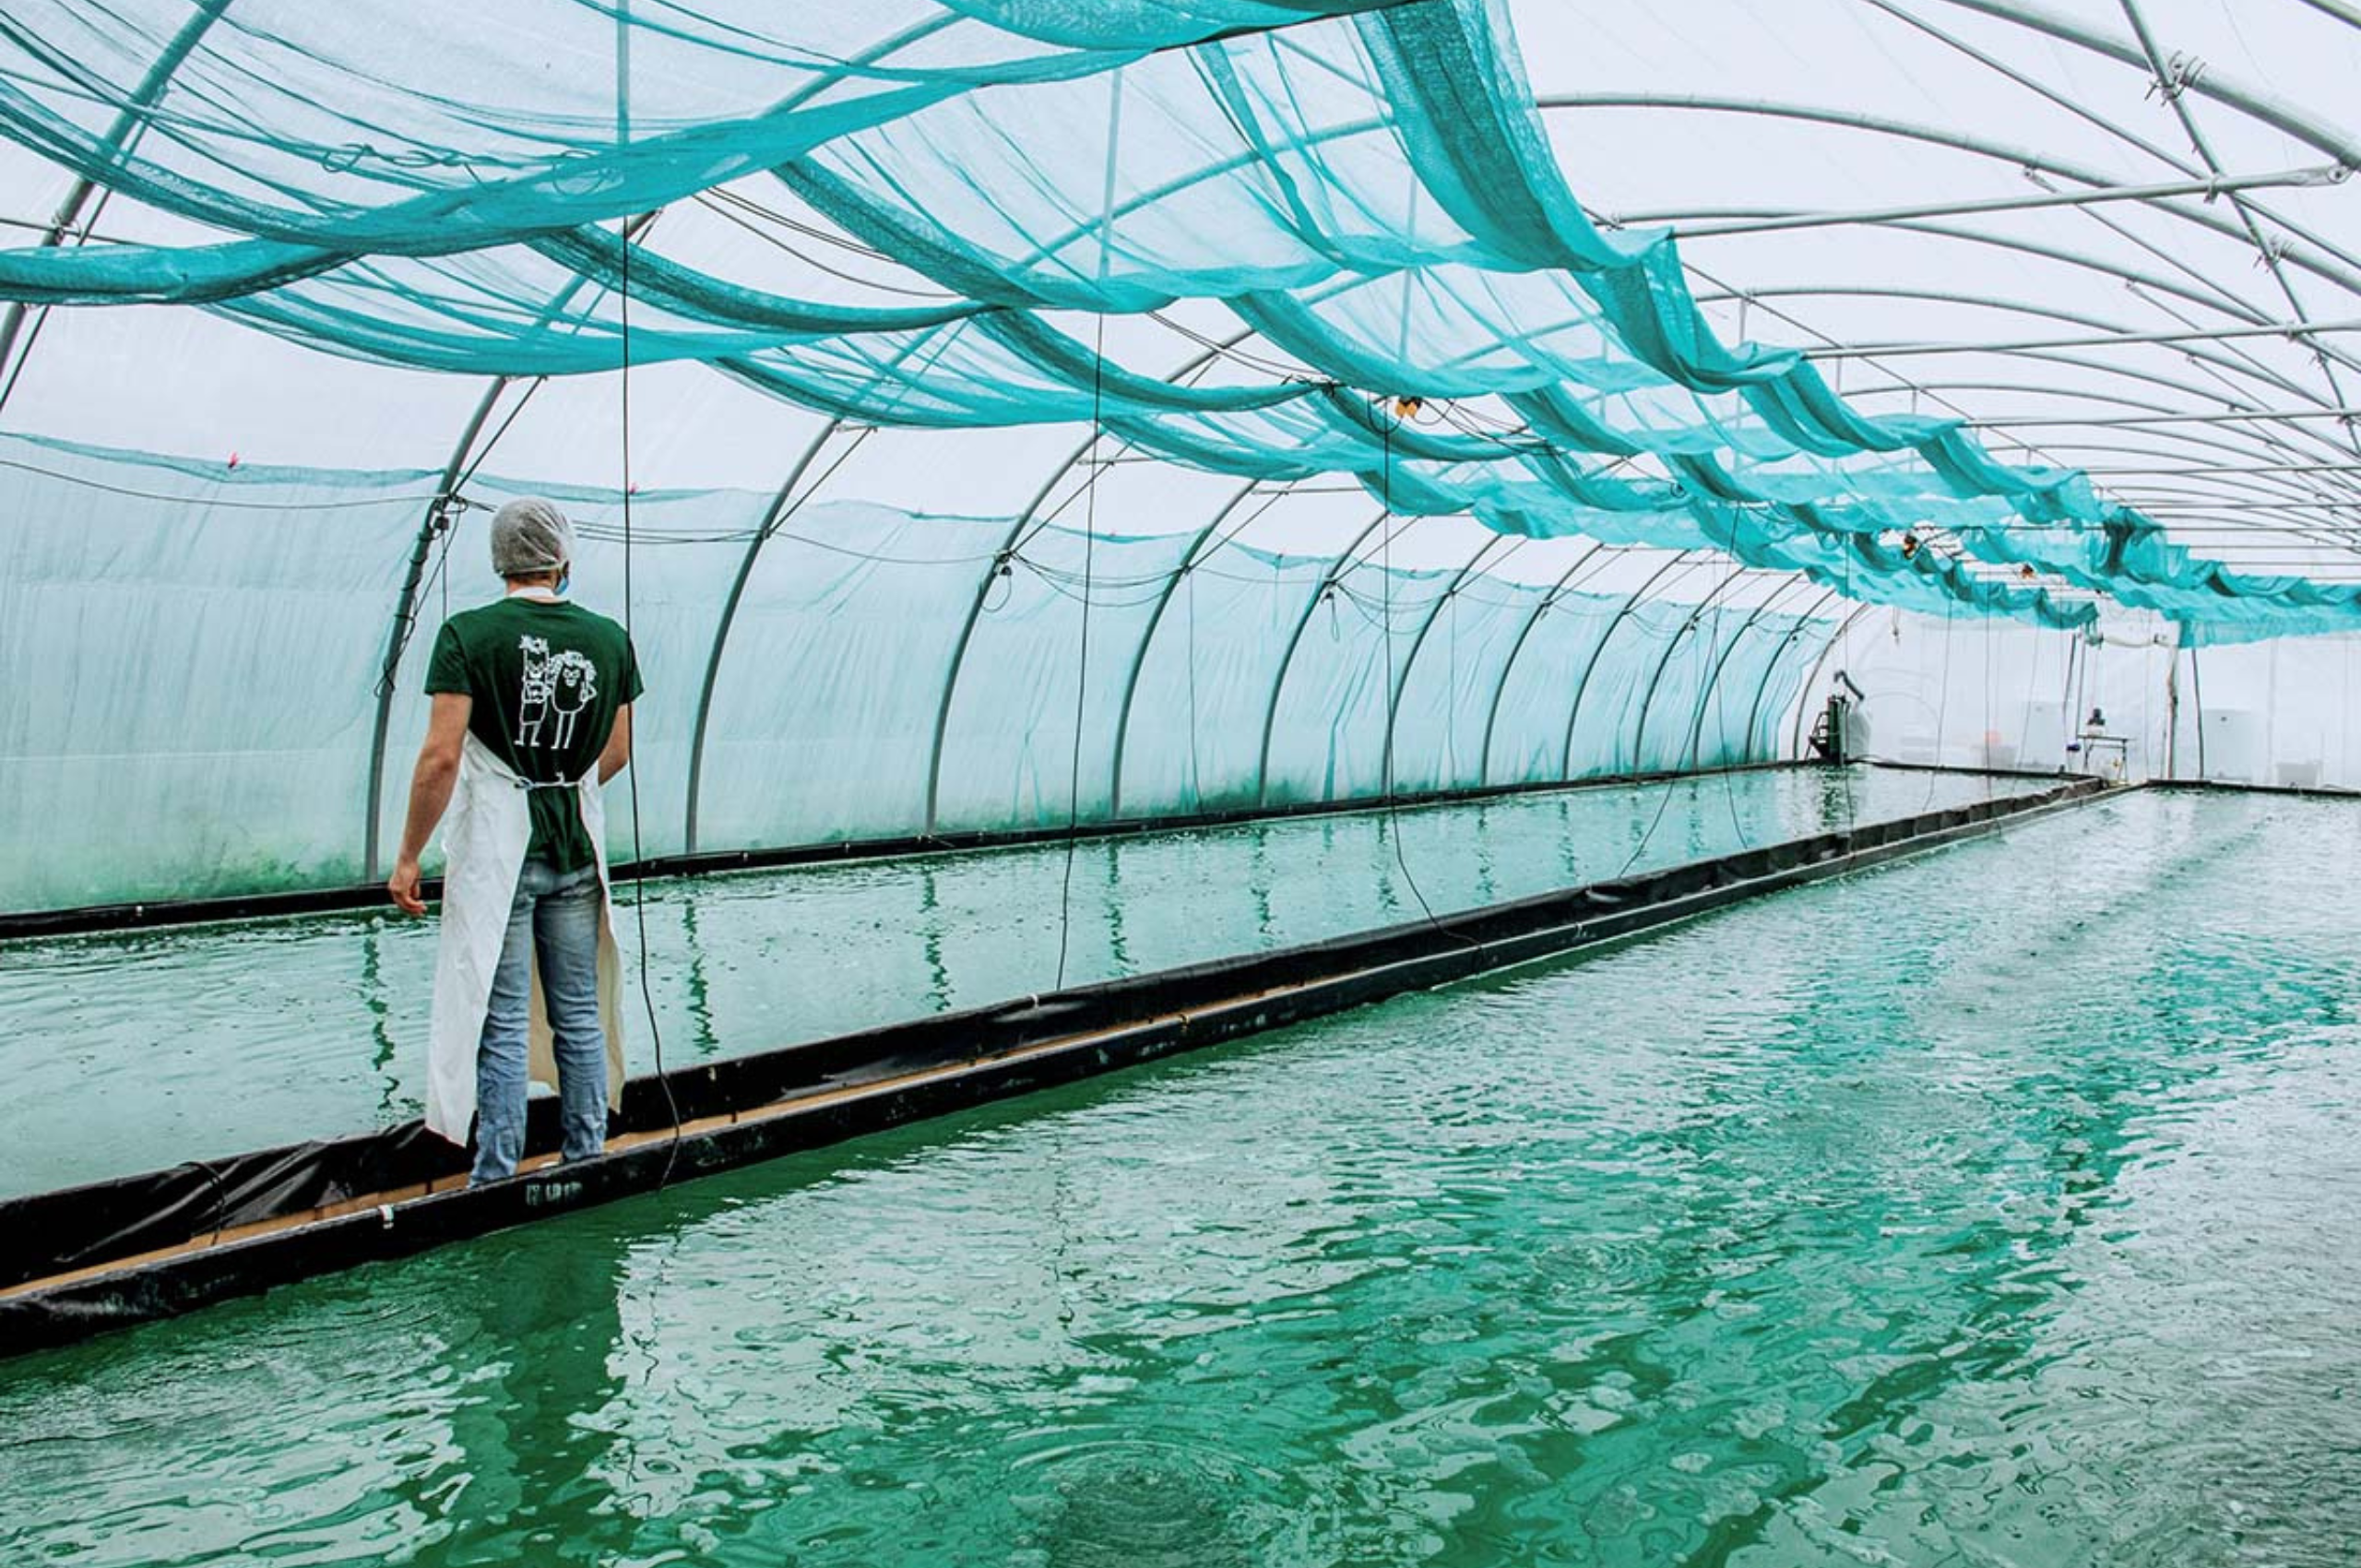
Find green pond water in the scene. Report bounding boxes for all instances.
[3,787,2357,1566]
[0,766,2038,1197]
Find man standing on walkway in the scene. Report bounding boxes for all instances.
[387,497,644,1182]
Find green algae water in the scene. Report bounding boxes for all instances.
[0,766,2036,1197]
[5,788,2359,1565]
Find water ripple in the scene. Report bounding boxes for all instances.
[3,790,2359,1564]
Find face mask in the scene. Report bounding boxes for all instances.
[555,567,572,596]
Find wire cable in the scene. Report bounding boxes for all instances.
[1710,579,1765,851]
[1922,586,1960,813]
[1052,73,1123,993]
[1374,404,1460,938]
[1053,315,1105,993]
[618,206,684,1183]
[1617,559,1743,878]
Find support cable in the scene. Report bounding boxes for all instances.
[1375,404,1460,939]
[613,21,682,1182]
[2116,0,2361,464]
[1053,320,1106,993]
[1616,557,1749,878]
[1053,69,1123,992]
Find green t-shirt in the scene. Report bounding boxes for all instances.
[424,596,645,873]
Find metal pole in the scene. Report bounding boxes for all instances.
[1970,408,2361,430]
[1790,604,1880,759]
[1925,0,2361,169]
[921,336,1243,834]
[1704,283,2355,428]
[1378,533,1514,795]
[1012,90,2361,320]
[362,210,667,876]
[2190,639,2210,778]
[1105,477,1269,817]
[2134,500,2361,511]
[1861,0,2361,281]
[1473,542,1611,787]
[1673,578,1814,768]
[362,381,508,882]
[1645,164,2347,240]
[1803,317,2361,361]
[2165,646,2180,780]
[2290,0,2361,28]
[0,0,234,399]
[1733,588,1842,761]
[2117,0,2361,461]
[1252,510,1401,809]
[1536,92,2361,302]
[1560,553,1706,781]
[682,421,864,852]
[2093,461,2361,476]
[1626,568,1754,773]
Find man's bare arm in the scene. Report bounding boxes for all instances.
[387,694,472,915]
[599,703,633,786]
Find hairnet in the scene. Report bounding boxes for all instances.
[488,496,575,577]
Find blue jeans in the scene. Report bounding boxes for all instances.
[473,858,609,1182]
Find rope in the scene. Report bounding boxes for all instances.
[1376,403,1459,938]
[1710,583,1757,851]
[1053,318,1104,992]
[1617,559,1743,878]
[614,102,682,1182]
[1052,70,1122,992]
[1922,585,1959,813]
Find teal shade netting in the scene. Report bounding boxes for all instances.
[2,0,2349,635]
[2,0,2355,910]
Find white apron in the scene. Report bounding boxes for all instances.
[424,731,628,1146]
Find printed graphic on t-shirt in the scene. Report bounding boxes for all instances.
[516,635,600,750]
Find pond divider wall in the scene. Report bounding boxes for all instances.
[0,775,2109,1357]
[1,760,2080,941]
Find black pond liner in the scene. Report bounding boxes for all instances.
[0,759,2075,942]
[0,775,2109,1357]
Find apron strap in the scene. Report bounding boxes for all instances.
[513,772,594,792]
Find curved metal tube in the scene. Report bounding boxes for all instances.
[681,419,861,851]
[1474,542,1613,787]
[1924,0,2361,169]
[0,0,232,400]
[361,211,667,876]
[1626,567,1758,772]
[1674,577,1815,766]
[1858,0,2361,282]
[1788,603,1881,758]
[1886,360,2361,472]
[362,378,510,881]
[1534,93,2361,299]
[921,336,1240,833]
[1558,552,1708,782]
[2013,428,2361,485]
[1770,213,2301,324]
[920,434,1105,835]
[1004,85,2360,306]
[1105,476,1267,816]
[1848,369,2361,508]
[1252,508,1398,808]
[1690,282,2334,415]
[1690,270,2355,455]
[1377,532,1513,795]
[1723,586,1841,762]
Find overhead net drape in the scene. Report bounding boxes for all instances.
[3,0,2355,909]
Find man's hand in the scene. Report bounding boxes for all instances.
[387,855,428,916]
[391,693,469,914]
